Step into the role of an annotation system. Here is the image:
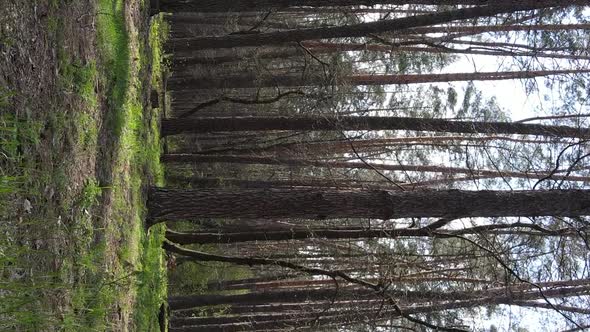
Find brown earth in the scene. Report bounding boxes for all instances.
[0,1,158,330]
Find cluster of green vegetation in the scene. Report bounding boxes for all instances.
[1,0,169,330]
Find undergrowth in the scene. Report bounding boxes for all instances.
[1,1,168,330]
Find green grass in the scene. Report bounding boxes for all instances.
[59,60,98,107]
[127,14,169,330]
[134,223,168,331]
[149,16,169,88]
[97,0,130,138]
[94,3,169,330]
[76,112,99,150]
[0,110,45,332]
[1,0,168,330]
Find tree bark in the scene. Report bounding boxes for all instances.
[180,300,374,316]
[205,275,298,291]
[166,1,575,50]
[158,0,563,13]
[207,276,493,292]
[161,154,590,183]
[168,314,363,332]
[168,69,589,90]
[168,276,590,310]
[173,43,590,68]
[192,135,559,156]
[170,14,590,34]
[164,175,406,190]
[169,308,370,329]
[164,221,574,244]
[168,287,364,310]
[160,115,590,138]
[148,188,590,222]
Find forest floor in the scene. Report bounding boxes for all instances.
[1,0,168,330]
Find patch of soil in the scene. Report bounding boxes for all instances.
[1,1,130,330]
[0,0,98,205]
[2,0,161,329]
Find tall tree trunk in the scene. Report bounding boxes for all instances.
[148,188,590,222]
[161,115,590,138]
[168,313,368,332]
[173,42,590,68]
[169,307,371,329]
[166,1,576,50]
[168,69,589,90]
[164,222,573,244]
[168,287,364,310]
[161,154,590,183]
[175,20,590,34]
[207,276,493,291]
[169,276,590,311]
[193,135,559,156]
[302,41,590,61]
[196,137,560,157]
[179,300,374,316]
[171,14,590,34]
[205,275,298,291]
[158,0,560,13]
[164,175,407,190]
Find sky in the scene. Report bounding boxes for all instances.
[327,6,590,330]
[425,38,588,331]
[424,58,587,332]
[445,55,535,119]
[443,52,568,122]
[361,13,590,332]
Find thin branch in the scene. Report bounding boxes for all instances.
[445,233,584,329]
[163,241,467,332]
[342,132,406,191]
[418,217,456,232]
[516,113,590,123]
[179,90,305,118]
[533,140,588,189]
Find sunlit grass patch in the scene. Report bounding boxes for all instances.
[59,60,98,108]
[149,14,170,88]
[75,112,99,151]
[133,223,167,331]
[0,112,42,212]
[97,0,130,138]
[1,0,167,329]
[94,0,168,329]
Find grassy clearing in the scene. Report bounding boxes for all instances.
[1,5,100,329]
[96,0,130,138]
[1,0,168,330]
[92,0,168,330]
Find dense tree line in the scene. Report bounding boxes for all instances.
[152,1,590,331]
